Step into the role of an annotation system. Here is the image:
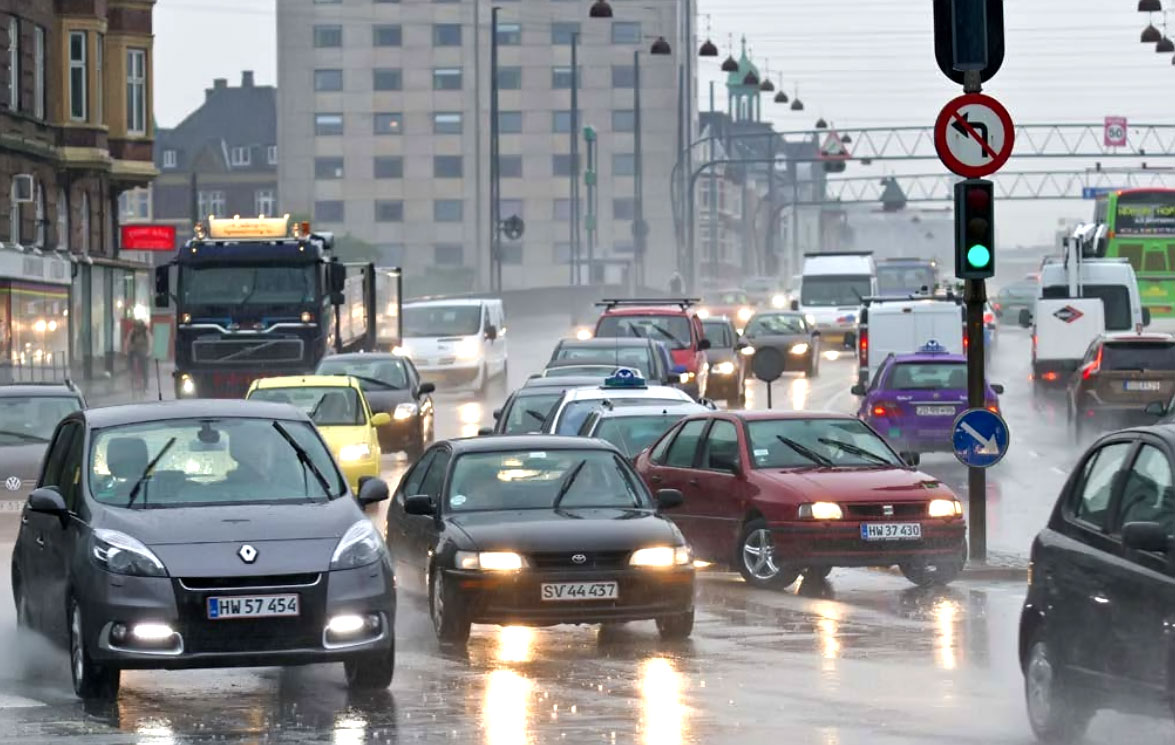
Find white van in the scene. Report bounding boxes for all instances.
[400,298,508,390]
[856,295,964,386]
[793,252,877,348]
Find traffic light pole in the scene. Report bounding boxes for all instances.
[965,278,987,564]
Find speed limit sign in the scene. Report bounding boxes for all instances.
[1105,116,1128,148]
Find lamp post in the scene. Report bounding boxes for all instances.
[570,31,581,285]
[489,6,502,293]
[632,37,671,288]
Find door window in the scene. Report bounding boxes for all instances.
[39,422,79,489]
[1116,444,1175,535]
[58,426,84,511]
[1073,442,1133,529]
[664,419,706,468]
[701,420,740,471]
[400,450,436,499]
[649,423,678,464]
[419,450,451,499]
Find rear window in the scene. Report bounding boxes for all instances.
[877,266,936,295]
[702,321,734,347]
[1041,284,1132,331]
[552,346,652,377]
[595,315,692,350]
[888,362,967,390]
[1103,342,1175,371]
[503,393,562,434]
[592,415,686,458]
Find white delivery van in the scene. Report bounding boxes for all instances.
[793,252,876,348]
[856,295,964,386]
[400,298,508,391]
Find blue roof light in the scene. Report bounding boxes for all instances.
[603,368,647,389]
[918,340,949,355]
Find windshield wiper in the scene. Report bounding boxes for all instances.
[551,459,588,509]
[648,322,687,348]
[525,408,548,423]
[309,393,328,421]
[126,437,177,509]
[0,429,49,443]
[775,435,834,467]
[621,320,647,339]
[330,373,401,390]
[817,438,893,467]
[235,268,261,311]
[272,421,335,498]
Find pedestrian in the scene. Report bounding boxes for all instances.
[124,320,152,395]
[668,272,683,296]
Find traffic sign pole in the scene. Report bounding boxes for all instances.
[965,279,987,563]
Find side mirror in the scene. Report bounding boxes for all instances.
[1143,307,1153,327]
[1018,309,1032,328]
[697,338,711,351]
[28,487,67,517]
[492,408,503,420]
[1122,521,1169,553]
[790,300,800,311]
[485,324,498,341]
[711,454,740,475]
[153,266,170,309]
[477,427,494,436]
[404,494,436,516]
[735,341,748,350]
[370,412,392,428]
[850,384,866,396]
[654,488,684,510]
[357,477,390,506]
[811,329,821,337]
[900,451,921,468]
[417,382,436,395]
[991,384,1005,395]
[1145,400,1168,418]
[328,262,346,305]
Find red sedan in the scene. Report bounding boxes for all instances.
[634,411,967,588]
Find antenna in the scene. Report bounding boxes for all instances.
[155,359,163,401]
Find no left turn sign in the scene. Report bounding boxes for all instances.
[934,93,1015,179]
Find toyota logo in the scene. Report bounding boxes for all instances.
[4,476,21,492]
[571,554,587,565]
[238,544,258,564]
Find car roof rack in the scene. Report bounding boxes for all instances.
[861,292,961,307]
[597,297,700,311]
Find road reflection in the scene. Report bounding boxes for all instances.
[934,596,961,671]
[790,377,810,410]
[332,713,367,745]
[484,669,532,745]
[497,625,535,663]
[459,401,484,438]
[134,718,175,745]
[639,657,686,745]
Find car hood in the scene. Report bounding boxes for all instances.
[364,389,414,413]
[446,508,682,552]
[0,443,47,500]
[705,349,738,365]
[319,424,375,452]
[94,499,365,577]
[760,467,947,502]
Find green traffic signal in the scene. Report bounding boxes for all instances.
[967,243,991,269]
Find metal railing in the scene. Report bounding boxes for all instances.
[0,352,71,385]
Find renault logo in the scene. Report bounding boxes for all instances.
[238,544,258,564]
[571,554,587,564]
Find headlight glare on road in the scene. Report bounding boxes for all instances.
[330,520,385,570]
[714,361,736,376]
[629,545,691,567]
[393,402,418,420]
[456,550,525,571]
[929,498,963,517]
[338,443,372,462]
[91,529,168,577]
[790,343,810,356]
[737,306,754,322]
[798,502,844,520]
[455,338,480,360]
[771,294,787,309]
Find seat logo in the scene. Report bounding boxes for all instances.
[238,544,258,564]
[883,505,894,517]
[571,554,587,564]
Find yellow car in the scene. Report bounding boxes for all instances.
[245,375,390,493]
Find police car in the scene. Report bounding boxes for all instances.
[544,369,699,435]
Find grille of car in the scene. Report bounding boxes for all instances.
[844,502,927,519]
[528,550,631,570]
[182,617,323,654]
[178,573,321,591]
[192,337,304,364]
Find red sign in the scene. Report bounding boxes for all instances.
[934,93,1015,179]
[120,224,177,251]
[1104,116,1128,147]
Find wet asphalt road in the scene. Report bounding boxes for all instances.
[0,314,1169,743]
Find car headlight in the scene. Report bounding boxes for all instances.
[330,520,386,570]
[771,294,787,309]
[338,443,372,462]
[455,550,526,572]
[798,502,843,520]
[179,375,196,397]
[629,545,692,568]
[393,402,418,421]
[91,529,168,577]
[737,307,754,322]
[679,371,695,384]
[455,338,480,360]
[804,314,816,325]
[575,327,593,341]
[790,343,810,356]
[714,361,736,375]
[696,308,710,319]
[929,498,963,518]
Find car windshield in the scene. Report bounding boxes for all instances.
[591,415,687,458]
[746,418,902,469]
[248,386,365,426]
[180,265,316,307]
[877,266,936,295]
[403,305,481,337]
[801,276,871,307]
[89,417,344,508]
[702,321,734,347]
[543,366,613,378]
[1103,342,1175,371]
[551,346,652,377]
[745,314,806,337]
[316,358,409,390]
[503,393,562,434]
[555,397,683,435]
[888,362,968,390]
[0,395,81,444]
[595,314,692,349]
[447,449,647,511]
[713,291,747,305]
[1041,284,1131,331]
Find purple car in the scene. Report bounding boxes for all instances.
[851,341,1004,454]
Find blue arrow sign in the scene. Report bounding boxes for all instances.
[951,408,1010,468]
[1082,186,1122,200]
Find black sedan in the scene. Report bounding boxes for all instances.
[12,400,395,700]
[487,376,606,435]
[741,311,821,377]
[317,353,435,457]
[386,436,695,643]
[547,338,672,386]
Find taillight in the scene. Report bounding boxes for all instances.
[1042,371,1059,382]
[983,311,994,325]
[986,402,999,413]
[871,402,899,418]
[1081,345,1103,381]
[858,328,869,367]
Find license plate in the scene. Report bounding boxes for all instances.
[1124,380,1163,391]
[916,406,956,417]
[540,582,619,602]
[207,594,299,620]
[860,523,922,541]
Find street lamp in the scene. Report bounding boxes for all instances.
[759,62,775,92]
[589,0,613,18]
[1159,36,1174,52]
[650,36,671,55]
[699,15,718,56]
[1143,23,1162,42]
[790,86,805,111]
[815,118,828,129]
[1140,0,1162,11]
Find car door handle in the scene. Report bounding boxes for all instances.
[650,475,663,484]
[688,479,700,486]
[35,536,44,548]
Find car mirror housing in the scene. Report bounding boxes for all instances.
[1143,307,1153,327]
[1018,308,1032,328]
[28,487,67,518]
[900,451,921,468]
[1122,521,1169,553]
[850,384,866,396]
[991,384,1005,395]
[654,489,684,510]
[492,408,503,420]
[790,300,800,311]
[477,427,494,436]
[417,382,436,395]
[404,494,436,516]
[485,324,498,341]
[357,476,390,506]
[370,412,393,428]
[697,338,712,351]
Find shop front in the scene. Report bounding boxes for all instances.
[0,248,73,384]
[70,257,153,389]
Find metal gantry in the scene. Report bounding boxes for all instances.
[823,169,1175,205]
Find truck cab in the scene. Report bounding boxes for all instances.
[793,252,876,349]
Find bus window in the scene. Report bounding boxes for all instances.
[1117,243,1144,271]
[1145,249,1168,273]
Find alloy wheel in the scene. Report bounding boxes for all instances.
[70,605,85,687]
[1026,644,1055,730]
[742,529,781,580]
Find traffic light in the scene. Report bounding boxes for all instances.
[954,178,994,280]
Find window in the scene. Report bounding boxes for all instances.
[612,109,635,132]
[499,155,522,178]
[702,420,740,471]
[419,449,452,499]
[126,48,147,133]
[613,198,635,220]
[162,149,178,169]
[118,187,151,221]
[402,450,437,498]
[434,244,463,265]
[314,25,342,47]
[554,241,572,264]
[433,24,461,46]
[315,200,344,223]
[496,22,521,45]
[1074,442,1133,529]
[554,199,571,221]
[374,156,403,179]
[375,200,403,223]
[374,112,403,134]
[613,153,635,176]
[650,423,679,464]
[267,145,278,165]
[230,146,252,167]
[56,187,68,251]
[95,33,103,122]
[501,244,522,265]
[499,111,522,134]
[434,155,463,178]
[7,16,17,111]
[79,192,90,253]
[500,199,524,219]
[373,25,402,46]
[315,156,344,179]
[551,22,579,45]
[553,110,572,133]
[314,69,343,92]
[496,66,522,89]
[552,66,578,89]
[1116,445,1175,534]
[434,200,463,222]
[373,68,402,91]
[255,189,276,216]
[314,0,342,4]
[552,154,573,177]
[33,25,44,119]
[665,420,706,468]
[315,113,343,136]
[433,112,462,134]
[612,65,636,88]
[68,31,87,121]
[433,68,462,91]
[198,190,226,217]
[612,22,641,44]
[8,179,19,243]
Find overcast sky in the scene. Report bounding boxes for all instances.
[153,0,1175,246]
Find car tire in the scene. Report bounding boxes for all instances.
[429,570,471,644]
[1024,634,1092,743]
[344,643,395,690]
[69,600,120,701]
[13,571,29,630]
[737,519,799,590]
[899,553,964,587]
[655,610,694,641]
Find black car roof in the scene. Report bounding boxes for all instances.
[319,353,406,363]
[78,400,311,429]
[0,384,81,398]
[557,338,653,348]
[445,434,616,454]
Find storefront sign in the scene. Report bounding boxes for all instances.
[121,225,177,251]
[0,248,70,286]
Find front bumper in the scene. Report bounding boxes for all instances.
[868,418,953,453]
[443,567,695,626]
[84,564,396,670]
[416,362,482,387]
[769,519,966,568]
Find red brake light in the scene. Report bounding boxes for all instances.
[1081,345,1103,380]
[871,405,887,417]
[858,329,869,366]
[1042,371,1059,382]
[983,311,994,325]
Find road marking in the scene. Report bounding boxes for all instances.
[0,693,45,709]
